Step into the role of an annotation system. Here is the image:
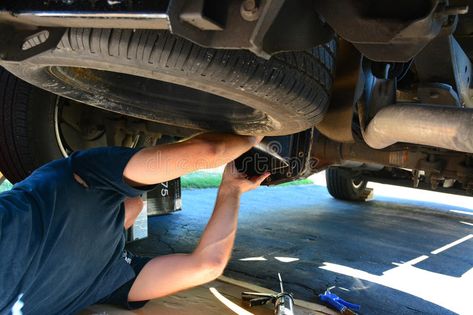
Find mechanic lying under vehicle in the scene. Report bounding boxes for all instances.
[0,133,270,315]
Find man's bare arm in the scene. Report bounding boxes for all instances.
[123,133,262,186]
[127,163,270,301]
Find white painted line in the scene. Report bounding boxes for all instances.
[274,257,300,263]
[209,287,254,315]
[460,221,473,227]
[449,210,473,216]
[239,256,267,261]
[431,234,473,255]
[405,255,430,266]
[392,255,429,267]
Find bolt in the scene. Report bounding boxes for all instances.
[241,0,260,22]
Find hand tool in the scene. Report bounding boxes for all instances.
[242,273,294,315]
[319,289,360,315]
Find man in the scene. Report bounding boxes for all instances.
[0,133,269,315]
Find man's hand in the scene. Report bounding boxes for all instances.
[220,162,270,195]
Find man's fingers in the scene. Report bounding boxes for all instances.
[224,161,235,173]
[224,161,246,180]
[224,161,239,176]
[251,172,271,186]
[254,136,264,145]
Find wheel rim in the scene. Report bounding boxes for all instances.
[352,177,365,189]
[54,96,108,157]
[54,96,69,157]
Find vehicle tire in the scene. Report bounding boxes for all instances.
[0,68,113,183]
[0,68,63,183]
[325,167,370,202]
[2,29,335,136]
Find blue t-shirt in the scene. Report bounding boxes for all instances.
[0,147,153,315]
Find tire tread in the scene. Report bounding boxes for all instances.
[326,167,368,202]
[0,69,35,182]
[55,29,335,131]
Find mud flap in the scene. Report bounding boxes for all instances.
[235,129,314,185]
[147,178,182,216]
[126,178,182,242]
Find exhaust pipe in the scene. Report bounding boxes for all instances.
[312,134,424,171]
[363,103,473,153]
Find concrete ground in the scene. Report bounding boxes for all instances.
[82,276,336,315]
[128,176,473,315]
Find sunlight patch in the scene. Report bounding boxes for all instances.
[319,260,472,314]
[274,257,300,263]
[210,287,254,315]
[239,256,267,261]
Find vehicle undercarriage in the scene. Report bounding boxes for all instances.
[1,0,473,199]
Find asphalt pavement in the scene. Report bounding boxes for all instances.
[128,180,473,315]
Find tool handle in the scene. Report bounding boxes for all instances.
[241,292,273,307]
[250,297,272,307]
[319,292,360,314]
[340,307,358,315]
[320,293,346,312]
[275,293,294,315]
[338,298,361,311]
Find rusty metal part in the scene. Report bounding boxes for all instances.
[315,40,361,143]
[364,171,473,196]
[397,83,461,106]
[311,133,424,172]
[415,34,473,107]
[311,133,473,192]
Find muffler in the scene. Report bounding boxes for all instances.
[363,103,473,153]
